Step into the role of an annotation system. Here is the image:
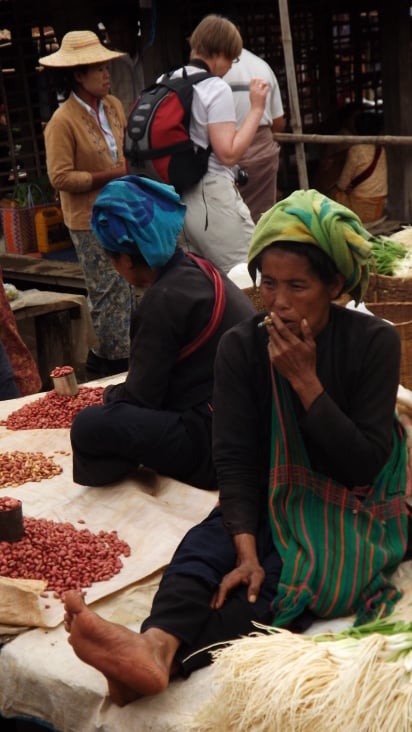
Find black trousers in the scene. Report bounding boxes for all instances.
[70,401,215,489]
[141,507,286,675]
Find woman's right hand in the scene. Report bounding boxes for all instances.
[249,77,269,111]
[208,78,269,166]
[211,557,265,609]
[210,532,265,609]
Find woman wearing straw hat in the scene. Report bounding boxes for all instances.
[39,31,132,377]
[63,190,409,704]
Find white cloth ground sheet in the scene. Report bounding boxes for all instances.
[1,377,412,731]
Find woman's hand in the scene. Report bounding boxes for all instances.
[267,311,324,409]
[90,162,128,191]
[211,532,265,609]
[249,77,269,112]
[208,77,269,166]
[211,559,265,609]
[267,311,316,379]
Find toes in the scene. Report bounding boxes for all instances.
[64,590,86,613]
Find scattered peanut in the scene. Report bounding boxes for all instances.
[0,516,131,599]
[0,451,62,487]
[1,386,104,430]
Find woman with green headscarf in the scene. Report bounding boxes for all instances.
[63,190,409,706]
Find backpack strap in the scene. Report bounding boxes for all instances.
[188,58,211,73]
[159,71,213,139]
[160,72,214,92]
[349,146,382,190]
[178,253,226,362]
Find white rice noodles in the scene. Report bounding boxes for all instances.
[187,624,412,732]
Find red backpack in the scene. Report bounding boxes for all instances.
[124,67,213,194]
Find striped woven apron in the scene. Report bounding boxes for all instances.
[268,369,408,628]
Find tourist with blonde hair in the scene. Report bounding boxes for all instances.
[172,14,269,273]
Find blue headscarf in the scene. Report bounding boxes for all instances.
[91,175,186,269]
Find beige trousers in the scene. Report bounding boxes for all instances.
[180,173,254,273]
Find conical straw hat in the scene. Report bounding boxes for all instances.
[39,30,126,67]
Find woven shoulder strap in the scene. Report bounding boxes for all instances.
[350,146,382,190]
[178,252,226,362]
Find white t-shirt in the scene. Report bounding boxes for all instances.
[160,65,236,180]
[224,48,284,128]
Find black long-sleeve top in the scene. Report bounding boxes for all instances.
[213,304,401,536]
[104,248,255,411]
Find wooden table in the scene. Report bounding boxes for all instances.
[9,289,97,389]
[0,253,86,295]
[13,299,81,389]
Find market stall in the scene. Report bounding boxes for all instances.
[0,375,219,730]
[0,374,412,732]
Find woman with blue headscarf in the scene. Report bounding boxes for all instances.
[70,175,254,489]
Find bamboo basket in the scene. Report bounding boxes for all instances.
[243,286,266,313]
[365,273,412,303]
[366,302,412,391]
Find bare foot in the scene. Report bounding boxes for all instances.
[64,590,180,705]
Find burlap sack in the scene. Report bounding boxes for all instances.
[0,576,47,627]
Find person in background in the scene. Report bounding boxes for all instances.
[63,189,408,704]
[331,111,387,224]
[39,31,133,378]
[174,14,269,274]
[104,10,145,116]
[70,174,255,490]
[313,102,360,194]
[0,267,41,396]
[224,46,285,223]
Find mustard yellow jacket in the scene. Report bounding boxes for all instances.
[44,93,127,230]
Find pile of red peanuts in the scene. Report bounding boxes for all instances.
[0,384,132,600]
[0,515,132,599]
[1,386,104,430]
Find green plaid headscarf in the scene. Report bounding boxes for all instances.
[248,189,373,305]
